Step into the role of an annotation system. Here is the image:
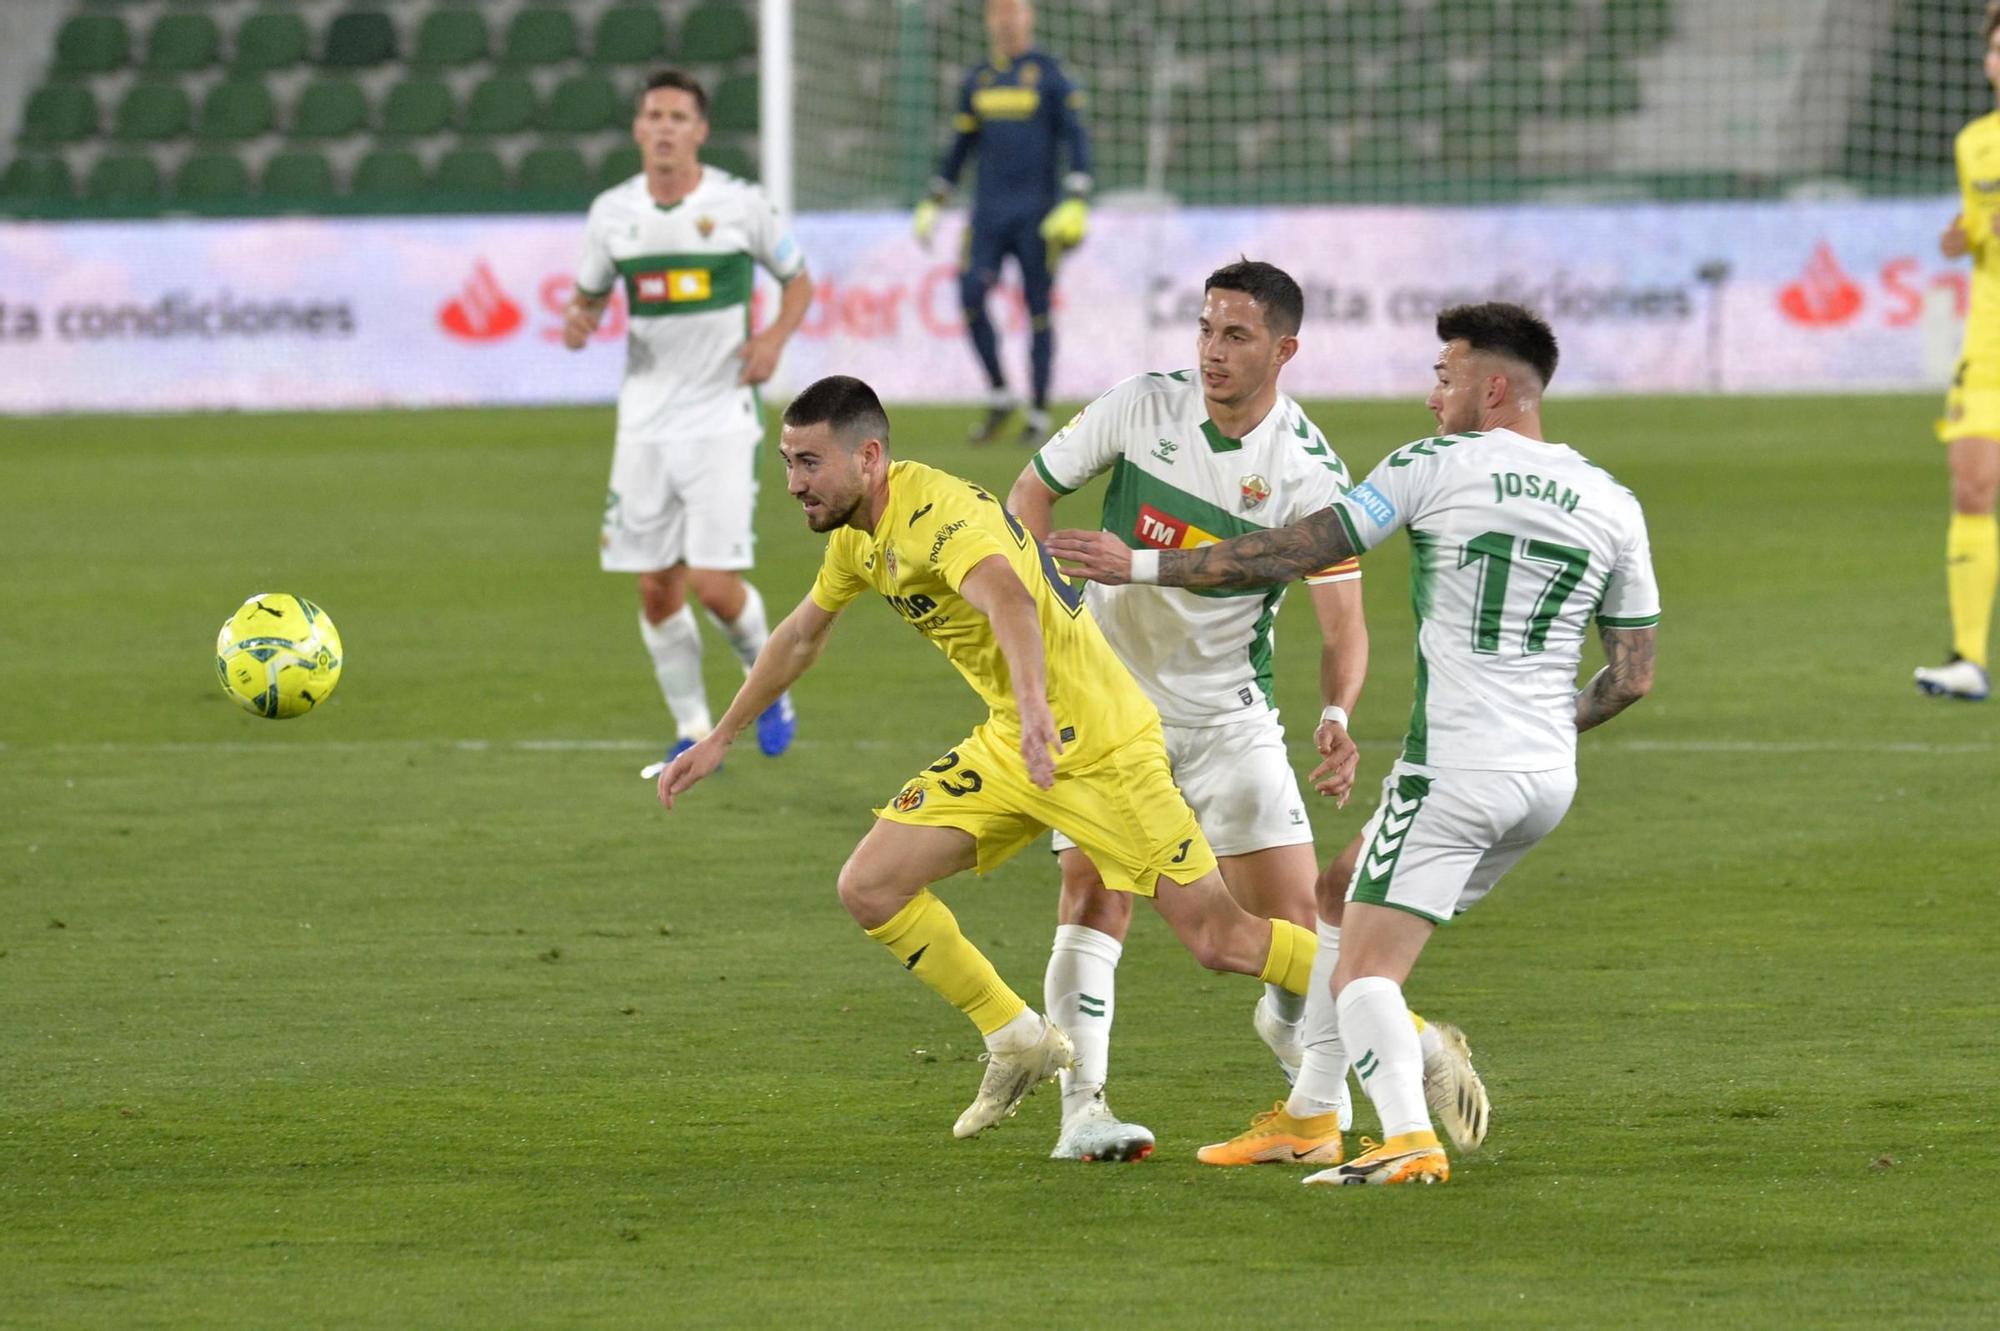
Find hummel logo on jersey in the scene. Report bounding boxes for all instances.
[1152,438,1178,464]
[909,503,934,525]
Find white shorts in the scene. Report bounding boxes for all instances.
[1052,714,1311,859]
[1346,760,1576,924]
[599,430,761,573]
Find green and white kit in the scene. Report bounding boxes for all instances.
[575,168,805,571]
[1034,370,1356,856]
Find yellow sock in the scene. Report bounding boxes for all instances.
[1258,919,1317,995]
[1948,512,1998,668]
[864,890,1026,1037]
[1410,1011,1427,1035]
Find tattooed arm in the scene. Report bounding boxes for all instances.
[1046,505,1359,589]
[1575,625,1656,732]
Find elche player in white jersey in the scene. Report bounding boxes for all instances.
[1008,260,1482,1165]
[1047,303,1659,1185]
[563,70,815,771]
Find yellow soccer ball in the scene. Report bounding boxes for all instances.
[214,593,343,719]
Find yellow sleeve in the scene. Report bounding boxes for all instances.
[923,486,1016,593]
[808,533,869,613]
[1961,126,1993,255]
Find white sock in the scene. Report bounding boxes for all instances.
[1263,980,1306,1026]
[1286,919,1351,1128]
[988,386,1016,409]
[638,606,710,738]
[1338,975,1431,1139]
[1045,924,1121,1120]
[986,1006,1045,1054]
[706,580,769,673]
[1418,1020,1444,1063]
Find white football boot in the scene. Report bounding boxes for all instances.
[1914,657,1991,701]
[952,1019,1074,1139]
[1050,1094,1155,1162]
[1421,1021,1491,1152]
[1253,992,1305,1087]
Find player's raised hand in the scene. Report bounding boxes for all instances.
[1942,215,1970,259]
[735,329,785,385]
[1045,529,1134,585]
[656,737,724,809]
[1018,697,1064,791]
[1309,721,1358,808]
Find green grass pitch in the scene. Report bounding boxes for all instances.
[2,393,1995,1327]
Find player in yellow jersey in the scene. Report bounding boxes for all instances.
[1918,0,2000,701]
[656,375,1320,1142]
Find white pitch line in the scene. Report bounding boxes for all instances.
[0,738,1991,757]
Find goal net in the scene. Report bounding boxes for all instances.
[785,0,1988,212]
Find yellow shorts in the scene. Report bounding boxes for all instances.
[875,720,1217,896]
[1938,355,2000,442]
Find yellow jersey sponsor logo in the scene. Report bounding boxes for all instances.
[973,87,1041,120]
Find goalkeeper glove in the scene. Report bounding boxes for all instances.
[1039,196,1089,257]
[912,198,939,249]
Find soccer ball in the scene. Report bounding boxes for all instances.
[214,593,343,719]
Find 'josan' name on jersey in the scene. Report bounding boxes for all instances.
[1330,428,1660,771]
[575,168,805,443]
[1031,370,1359,727]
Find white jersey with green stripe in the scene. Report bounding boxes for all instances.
[1331,427,1660,771]
[1032,370,1358,728]
[575,168,805,443]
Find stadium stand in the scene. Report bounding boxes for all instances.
[0,0,764,215]
[1,0,1974,218]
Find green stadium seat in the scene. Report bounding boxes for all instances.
[322,9,396,67]
[678,1,755,64]
[1554,51,1642,118]
[232,11,309,73]
[0,156,76,202]
[412,7,489,67]
[352,147,426,195]
[433,146,508,195]
[502,8,578,66]
[144,12,220,72]
[544,74,621,134]
[198,78,276,141]
[594,5,668,65]
[56,14,131,76]
[709,74,759,133]
[173,151,252,201]
[113,82,194,142]
[598,143,641,188]
[86,152,162,201]
[292,78,369,138]
[518,145,590,193]
[1599,0,1675,57]
[1336,0,1410,55]
[18,84,100,147]
[464,75,540,135]
[262,148,336,198]
[703,140,757,180]
[381,78,455,137]
[1513,0,1582,56]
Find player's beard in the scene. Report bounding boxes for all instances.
[802,488,863,532]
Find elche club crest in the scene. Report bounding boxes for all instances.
[1239,474,1271,511]
[696,215,716,239]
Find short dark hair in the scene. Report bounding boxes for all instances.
[1435,302,1559,388]
[783,376,891,451]
[1203,259,1304,337]
[1986,1,2000,45]
[637,69,708,118]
